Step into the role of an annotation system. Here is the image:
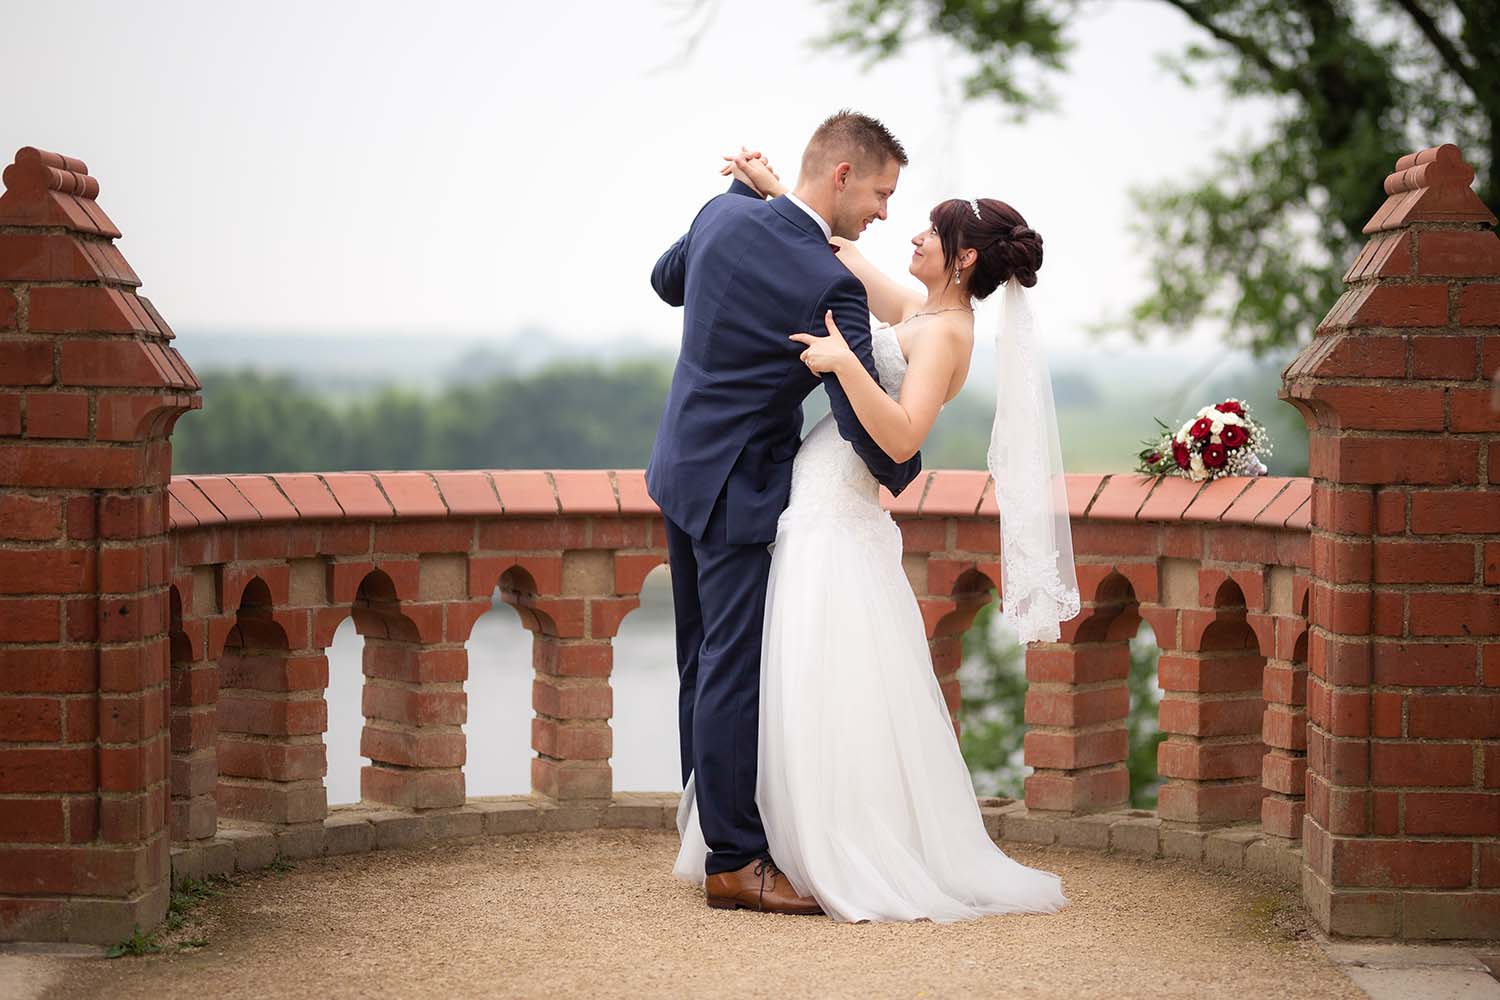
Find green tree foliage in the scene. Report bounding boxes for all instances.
[959,602,1166,807]
[1124,627,1166,808]
[172,362,672,474]
[170,371,351,475]
[822,0,1498,354]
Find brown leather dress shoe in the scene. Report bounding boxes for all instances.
[705,858,823,915]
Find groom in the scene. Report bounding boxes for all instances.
[647,110,923,913]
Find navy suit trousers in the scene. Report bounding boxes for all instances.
[664,496,771,876]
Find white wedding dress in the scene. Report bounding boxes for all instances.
[674,323,1068,923]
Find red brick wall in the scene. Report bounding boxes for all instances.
[0,148,199,942]
[1284,143,1500,939]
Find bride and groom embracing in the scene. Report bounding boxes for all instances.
[646,110,1080,923]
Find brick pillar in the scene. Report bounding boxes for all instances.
[215,573,329,826]
[1253,576,1310,840]
[351,569,468,811]
[0,148,199,942]
[167,583,217,840]
[1022,564,1139,814]
[1282,143,1500,939]
[527,546,614,802]
[1154,569,1267,826]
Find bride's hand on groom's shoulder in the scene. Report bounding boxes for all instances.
[790,311,856,376]
[719,146,783,198]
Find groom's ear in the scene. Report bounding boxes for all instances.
[833,162,853,190]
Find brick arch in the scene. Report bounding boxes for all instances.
[207,573,299,659]
[1210,577,1247,610]
[920,566,997,734]
[594,553,668,641]
[221,563,291,612]
[167,586,194,661]
[1067,566,1145,644]
[496,563,567,639]
[1183,579,1261,655]
[930,565,996,633]
[437,562,545,647]
[335,568,421,643]
[614,552,666,598]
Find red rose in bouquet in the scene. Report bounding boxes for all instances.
[1220,424,1247,448]
[1189,417,1212,439]
[1202,443,1228,469]
[1172,441,1191,469]
[1215,400,1245,417]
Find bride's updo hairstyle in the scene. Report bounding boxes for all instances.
[929,198,1043,299]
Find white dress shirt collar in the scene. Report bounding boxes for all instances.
[784,191,833,242]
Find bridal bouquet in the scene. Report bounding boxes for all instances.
[1136,398,1272,482]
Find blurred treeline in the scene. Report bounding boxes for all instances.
[172,357,1305,477]
[172,363,673,474]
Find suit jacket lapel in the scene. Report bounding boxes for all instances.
[769,195,828,245]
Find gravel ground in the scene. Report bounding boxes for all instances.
[34,830,1363,1000]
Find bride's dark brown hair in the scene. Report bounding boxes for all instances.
[928,198,1043,299]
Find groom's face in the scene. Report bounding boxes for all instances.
[831,157,900,241]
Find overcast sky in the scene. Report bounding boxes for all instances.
[2,0,1270,360]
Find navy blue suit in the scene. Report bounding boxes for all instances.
[647,180,922,875]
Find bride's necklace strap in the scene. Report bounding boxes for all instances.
[901,306,974,323]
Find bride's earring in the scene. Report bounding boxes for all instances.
[953,264,962,284]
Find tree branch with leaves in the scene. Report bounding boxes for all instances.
[819,0,1497,355]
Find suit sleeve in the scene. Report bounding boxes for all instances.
[818,274,923,496]
[651,235,689,307]
[650,180,764,307]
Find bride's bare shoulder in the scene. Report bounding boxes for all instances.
[916,314,975,399]
[923,312,976,352]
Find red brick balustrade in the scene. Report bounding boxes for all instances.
[1281,144,1500,939]
[0,148,200,941]
[156,467,1312,834]
[0,143,1494,945]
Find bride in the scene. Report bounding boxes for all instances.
[673,150,1079,923]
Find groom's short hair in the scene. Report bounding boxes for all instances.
[800,110,908,177]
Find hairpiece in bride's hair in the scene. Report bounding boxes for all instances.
[969,198,982,220]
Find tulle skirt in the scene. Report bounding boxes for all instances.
[674,506,1068,923]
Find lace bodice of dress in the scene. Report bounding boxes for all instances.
[783,323,907,525]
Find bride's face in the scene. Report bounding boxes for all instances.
[909,223,948,284]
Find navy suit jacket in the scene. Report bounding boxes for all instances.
[646,180,923,544]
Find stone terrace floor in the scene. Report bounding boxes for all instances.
[1,828,1388,1000]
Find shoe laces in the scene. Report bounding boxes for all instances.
[752,858,782,907]
[752,858,781,880]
